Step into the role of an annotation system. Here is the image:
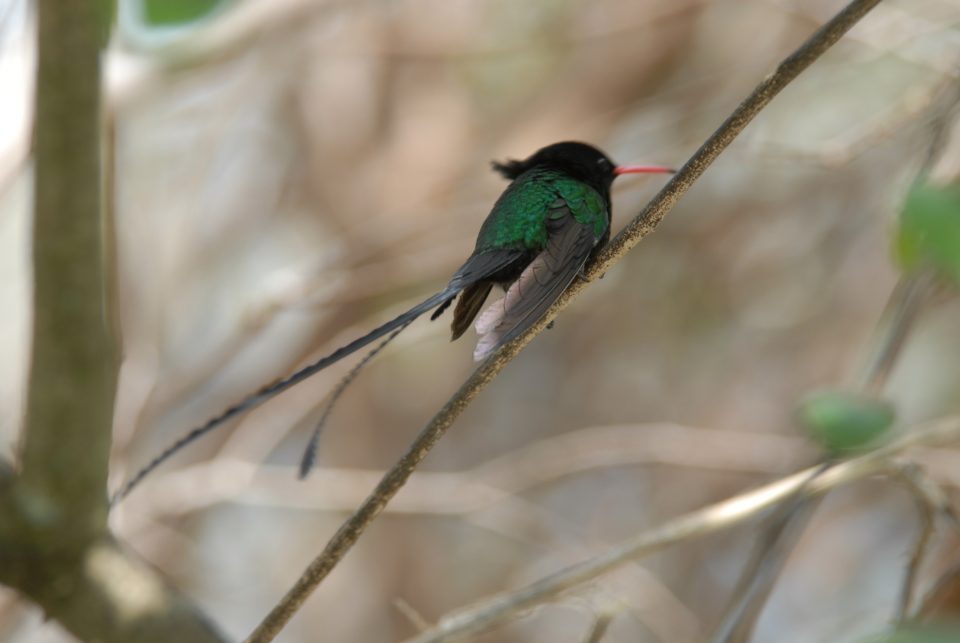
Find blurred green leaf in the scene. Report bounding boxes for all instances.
[800,390,895,456]
[143,0,225,26]
[896,182,960,284]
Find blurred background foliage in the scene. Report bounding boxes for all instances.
[1,0,960,641]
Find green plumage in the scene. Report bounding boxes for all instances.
[474,169,609,252]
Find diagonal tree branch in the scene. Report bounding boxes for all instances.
[245,0,885,640]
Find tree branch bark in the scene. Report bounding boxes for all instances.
[19,0,115,532]
[245,0,886,640]
[0,3,226,641]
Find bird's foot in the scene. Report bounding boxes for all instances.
[577,268,604,282]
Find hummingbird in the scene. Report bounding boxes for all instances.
[114,142,673,501]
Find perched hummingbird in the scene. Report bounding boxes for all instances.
[114,142,673,501]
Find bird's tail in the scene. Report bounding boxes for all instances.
[297,318,413,478]
[112,287,457,504]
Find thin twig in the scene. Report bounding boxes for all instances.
[899,484,936,625]
[394,598,431,633]
[708,466,827,643]
[244,1,885,640]
[889,462,960,530]
[403,416,960,643]
[710,61,960,642]
[123,423,809,526]
[712,269,932,643]
[582,610,617,643]
[890,462,958,623]
[855,273,936,395]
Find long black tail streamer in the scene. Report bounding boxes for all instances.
[111,288,455,504]
[298,320,413,478]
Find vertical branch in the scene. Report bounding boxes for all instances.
[0,4,229,641]
[20,0,116,533]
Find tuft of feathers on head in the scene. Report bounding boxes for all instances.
[491,142,615,183]
[491,159,528,180]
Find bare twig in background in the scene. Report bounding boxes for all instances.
[761,72,960,168]
[394,598,431,633]
[897,478,937,625]
[244,1,886,640]
[711,69,960,643]
[711,271,933,643]
[890,462,959,623]
[582,608,618,643]
[708,466,825,643]
[889,463,958,527]
[124,449,704,640]
[403,416,960,643]
[857,273,938,395]
[120,423,809,526]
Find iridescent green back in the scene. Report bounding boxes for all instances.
[474,169,609,253]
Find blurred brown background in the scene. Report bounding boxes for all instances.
[1,0,959,641]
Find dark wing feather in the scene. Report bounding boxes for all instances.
[448,248,526,290]
[473,210,597,360]
[451,282,494,340]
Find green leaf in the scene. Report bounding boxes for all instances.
[896,182,960,284]
[799,391,895,456]
[143,0,226,26]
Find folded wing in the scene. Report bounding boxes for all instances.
[473,208,598,361]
